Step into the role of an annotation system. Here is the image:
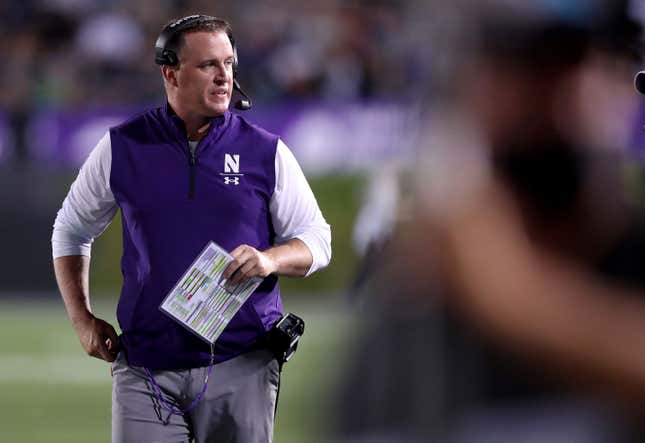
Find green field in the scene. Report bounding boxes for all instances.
[0,295,355,443]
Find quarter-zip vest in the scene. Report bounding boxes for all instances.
[110,104,282,369]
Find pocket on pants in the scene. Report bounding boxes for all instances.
[111,351,126,377]
[266,357,280,389]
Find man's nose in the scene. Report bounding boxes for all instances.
[214,64,229,82]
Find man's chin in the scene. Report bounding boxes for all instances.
[203,98,231,116]
[203,105,230,116]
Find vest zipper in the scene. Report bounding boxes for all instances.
[189,148,196,199]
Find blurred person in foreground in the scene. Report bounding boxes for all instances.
[51,15,331,443]
[334,0,645,442]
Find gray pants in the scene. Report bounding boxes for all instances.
[111,349,280,443]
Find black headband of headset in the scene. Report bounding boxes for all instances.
[154,14,237,67]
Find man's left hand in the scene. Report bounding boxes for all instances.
[222,244,278,286]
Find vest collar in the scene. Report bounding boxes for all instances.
[163,102,231,142]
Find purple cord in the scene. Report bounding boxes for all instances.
[144,349,215,415]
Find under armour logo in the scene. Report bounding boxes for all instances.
[224,176,240,185]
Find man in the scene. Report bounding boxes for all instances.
[52,15,331,443]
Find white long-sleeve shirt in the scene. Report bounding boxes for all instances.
[52,132,331,276]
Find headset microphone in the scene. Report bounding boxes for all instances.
[233,79,252,111]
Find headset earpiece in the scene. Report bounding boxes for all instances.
[230,36,239,72]
[161,49,178,66]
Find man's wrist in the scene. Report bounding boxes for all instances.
[262,242,310,278]
[70,310,95,329]
[262,248,281,276]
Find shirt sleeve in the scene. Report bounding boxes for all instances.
[270,139,332,276]
[51,131,119,259]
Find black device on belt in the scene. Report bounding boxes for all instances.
[266,312,305,366]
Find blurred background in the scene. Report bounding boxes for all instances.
[5,0,645,442]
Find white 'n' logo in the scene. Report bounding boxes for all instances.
[224,154,240,173]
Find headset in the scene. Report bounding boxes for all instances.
[154,14,252,111]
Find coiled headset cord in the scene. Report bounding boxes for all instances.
[144,343,215,418]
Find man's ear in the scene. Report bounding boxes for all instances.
[162,65,179,87]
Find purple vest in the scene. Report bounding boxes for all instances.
[109,104,282,369]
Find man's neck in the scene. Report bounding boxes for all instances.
[186,120,211,141]
[167,101,217,141]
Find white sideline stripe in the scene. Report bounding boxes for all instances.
[0,354,112,384]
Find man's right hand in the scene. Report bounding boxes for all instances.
[73,315,120,362]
